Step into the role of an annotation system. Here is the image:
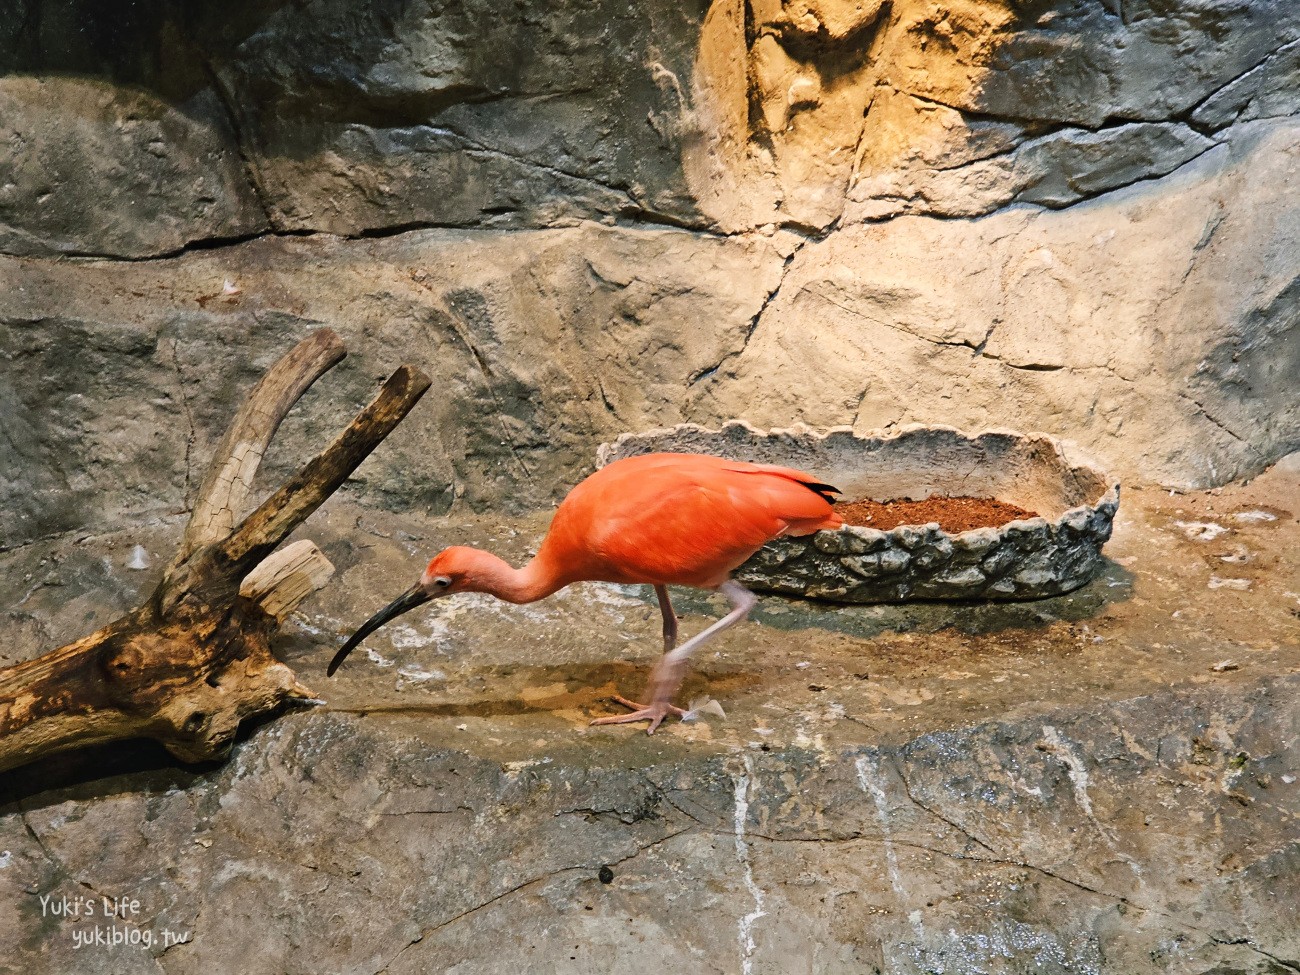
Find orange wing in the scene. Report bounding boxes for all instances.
[538,453,842,588]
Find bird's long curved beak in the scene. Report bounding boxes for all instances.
[327,583,431,676]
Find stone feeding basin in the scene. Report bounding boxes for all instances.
[597,422,1120,603]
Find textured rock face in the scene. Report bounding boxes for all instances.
[0,227,791,547]
[2,0,1298,242]
[4,681,1297,975]
[2,7,1298,972]
[1,117,1295,551]
[0,0,1296,504]
[708,119,1300,491]
[684,0,1300,230]
[0,77,266,258]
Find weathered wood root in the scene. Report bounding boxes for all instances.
[0,330,430,773]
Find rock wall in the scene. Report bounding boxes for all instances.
[1,0,1296,545]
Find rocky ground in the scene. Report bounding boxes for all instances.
[1,456,1296,974]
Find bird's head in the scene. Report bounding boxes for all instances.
[419,545,502,596]
[327,545,492,677]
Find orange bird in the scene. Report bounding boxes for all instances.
[328,453,842,732]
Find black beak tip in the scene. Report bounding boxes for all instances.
[325,651,347,678]
[326,584,430,677]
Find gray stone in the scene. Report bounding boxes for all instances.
[1061,508,1091,534]
[813,531,855,555]
[850,116,1219,219]
[1013,567,1058,588]
[0,225,790,547]
[893,525,929,550]
[1,0,1294,251]
[209,0,709,236]
[1192,38,1300,130]
[0,78,266,257]
[952,527,999,555]
[1012,123,1218,209]
[912,535,954,568]
[982,547,1020,578]
[933,566,985,589]
[0,6,1293,499]
[814,526,888,555]
[875,548,911,576]
[842,553,881,578]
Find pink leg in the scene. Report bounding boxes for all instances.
[592,581,756,734]
[655,584,679,655]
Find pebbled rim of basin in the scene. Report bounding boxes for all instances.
[597,421,1121,603]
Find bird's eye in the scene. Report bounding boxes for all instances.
[433,576,451,589]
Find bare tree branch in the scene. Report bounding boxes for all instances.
[179,328,347,560]
[220,364,432,572]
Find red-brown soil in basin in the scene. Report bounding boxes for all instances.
[835,496,1042,533]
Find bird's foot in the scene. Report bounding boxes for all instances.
[590,695,686,735]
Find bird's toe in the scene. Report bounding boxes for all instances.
[589,695,685,731]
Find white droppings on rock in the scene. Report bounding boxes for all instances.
[1232,510,1277,522]
[1208,575,1251,590]
[733,755,767,975]
[1041,725,1094,818]
[856,755,924,942]
[395,664,445,685]
[1173,520,1229,541]
[125,544,151,570]
[386,621,451,651]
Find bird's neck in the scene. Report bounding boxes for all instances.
[470,550,566,604]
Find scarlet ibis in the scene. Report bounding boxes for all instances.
[328,453,842,733]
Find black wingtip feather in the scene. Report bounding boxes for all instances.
[802,480,841,504]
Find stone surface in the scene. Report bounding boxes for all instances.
[0,77,266,258]
[0,0,1295,508]
[850,112,1220,220]
[3,114,1295,552]
[1,455,1297,974]
[689,0,1300,231]
[1192,38,1300,131]
[3,0,1299,249]
[0,226,788,547]
[2,3,1298,969]
[599,423,1119,602]
[701,117,1300,492]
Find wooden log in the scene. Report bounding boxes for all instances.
[159,364,431,612]
[0,332,429,773]
[240,540,336,621]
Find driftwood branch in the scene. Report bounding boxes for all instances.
[0,330,430,773]
[239,540,336,621]
[160,364,432,612]
[179,328,346,561]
